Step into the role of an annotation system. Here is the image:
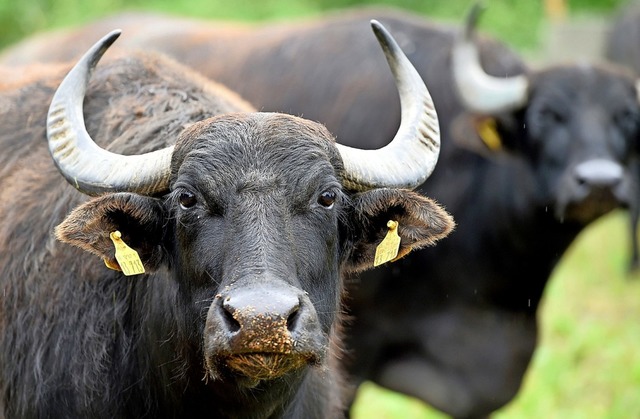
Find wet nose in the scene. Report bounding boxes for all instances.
[207,284,322,355]
[220,288,302,335]
[574,159,623,188]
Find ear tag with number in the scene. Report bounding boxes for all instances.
[374,220,401,267]
[107,231,145,276]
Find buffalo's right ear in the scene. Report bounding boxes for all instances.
[55,193,166,273]
[342,188,455,274]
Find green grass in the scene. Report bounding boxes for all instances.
[497,210,640,418]
[0,0,628,51]
[1,0,639,417]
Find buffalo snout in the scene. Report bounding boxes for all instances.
[558,158,630,223]
[204,284,324,384]
[574,158,624,189]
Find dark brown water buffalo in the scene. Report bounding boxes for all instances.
[0,23,454,418]
[3,5,639,418]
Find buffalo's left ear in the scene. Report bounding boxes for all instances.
[342,188,454,273]
[55,193,167,273]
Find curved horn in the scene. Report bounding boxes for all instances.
[337,20,440,191]
[452,3,528,114]
[47,30,174,196]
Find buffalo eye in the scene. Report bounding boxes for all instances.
[179,191,197,209]
[317,190,337,209]
[614,108,639,135]
[539,107,565,125]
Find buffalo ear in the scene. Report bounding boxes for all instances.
[450,114,521,158]
[55,193,166,273]
[342,188,454,273]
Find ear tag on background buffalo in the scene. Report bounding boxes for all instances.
[374,220,401,267]
[476,118,502,151]
[108,231,145,276]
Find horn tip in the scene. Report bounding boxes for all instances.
[78,28,122,76]
[369,19,391,39]
[370,19,396,53]
[99,29,123,51]
[465,2,486,39]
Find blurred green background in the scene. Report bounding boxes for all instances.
[1,0,639,418]
[0,0,631,51]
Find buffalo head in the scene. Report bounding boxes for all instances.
[452,4,639,226]
[49,23,453,404]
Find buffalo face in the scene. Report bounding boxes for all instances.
[55,112,454,391]
[169,114,342,384]
[520,66,638,224]
[453,7,640,226]
[51,25,454,403]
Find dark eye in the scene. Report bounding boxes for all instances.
[317,190,337,208]
[539,107,565,125]
[615,108,639,134]
[179,191,197,209]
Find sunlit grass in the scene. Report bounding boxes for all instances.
[352,210,640,418]
[497,210,640,418]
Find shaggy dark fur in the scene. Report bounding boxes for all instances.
[0,46,453,418]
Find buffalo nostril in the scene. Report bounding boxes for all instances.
[221,300,241,333]
[286,304,301,332]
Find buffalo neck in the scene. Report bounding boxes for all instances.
[421,150,586,312]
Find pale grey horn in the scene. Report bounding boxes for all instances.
[337,20,440,191]
[452,4,528,114]
[47,29,174,196]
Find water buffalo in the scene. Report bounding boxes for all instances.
[0,23,454,418]
[3,5,639,418]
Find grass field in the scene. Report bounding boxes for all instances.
[1,0,638,417]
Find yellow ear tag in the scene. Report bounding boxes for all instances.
[476,118,502,151]
[108,231,145,276]
[374,220,401,267]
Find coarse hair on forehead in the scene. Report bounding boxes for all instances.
[170,112,345,184]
